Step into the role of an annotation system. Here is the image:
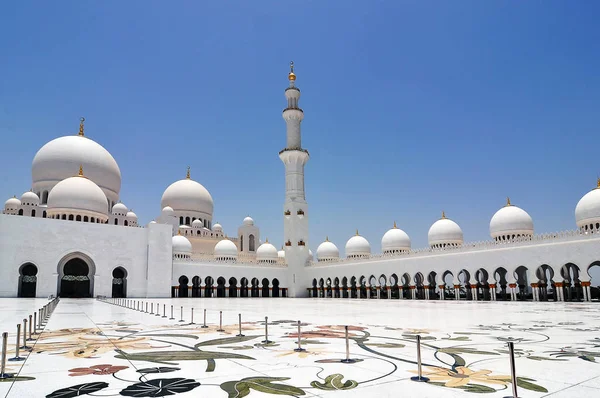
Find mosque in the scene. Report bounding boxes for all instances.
[1,64,600,302]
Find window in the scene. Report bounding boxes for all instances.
[31,209,36,217]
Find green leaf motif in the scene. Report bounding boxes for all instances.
[219,345,255,350]
[442,336,471,341]
[527,355,567,362]
[365,342,405,348]
[310,374,358,391]
[439,347,499,356]
[0,376,35,383]
[220,377,305,397]
[114,349,255,365]
[461,383,497,393]
[516,377,548,393]
[195,335,260,347]
[300,339,328,345]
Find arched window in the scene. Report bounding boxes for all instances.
[76,215,81,221]
[18,209,23,216]
[249,234,256,252]
[31,209,36,217]
[91,217,95,223]
[114,218,118,225]
[42,211,46,218]
[185,216,191,225]
[240,236,244,252]
[69,214,74,221]
[61,214,67,220]
[180,216,184,225]
[84,216,89,222]
[42,191,48,204]
[124,220,128,226]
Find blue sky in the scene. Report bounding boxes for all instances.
[1,1,599,259]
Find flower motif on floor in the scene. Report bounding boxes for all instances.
[276,348,326,359]
[34,336,165,359]
[411,366,509,388]
[68,364,128,376]
[286,325,365,339]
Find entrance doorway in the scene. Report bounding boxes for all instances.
[18,263,38,297]
[112,267,127,298]
[59,257,92,298]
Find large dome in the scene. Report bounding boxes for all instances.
[32,123,121,204]
[47,167,109,220]
[490,198,534,240]
[575,179,600,230]
[172,234,192,255]
[316,238,340,261]
[381,222,411,253]
[345,231,371,258]
[428,213,463,248]
[257,240,278,262]
[160,169,213,219]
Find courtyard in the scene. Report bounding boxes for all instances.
[0,298,599,397]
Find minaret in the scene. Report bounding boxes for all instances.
[279,61,310,298]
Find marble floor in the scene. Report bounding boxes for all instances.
[1,298,600,397]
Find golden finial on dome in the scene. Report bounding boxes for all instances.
[265,237,269,243]
[506,197,511,206]
[177,229,181,235]
[355,229,359,236]
[288,61,296,81]
[78,165,84,177]
[78,117,85,137]
[393,221,397,228]
[186,166,190,179]
[597,177,600,189]
[325,236,329,242]
[441,211,446,219]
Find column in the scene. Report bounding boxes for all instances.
[470,285,477,301]
[410,285,416,299]
[489,284,496,301]
[366,285,371,299]
[509,283,517,301]
[424,285,430,300]
[454,284,461,300]
[387,287,392,299]
[399,287,404,299]
[269,288,273,298]
[439,285,445,300]
[226,286,230,298]
[376,286,381,300]
[554,282,562,301]
[530,284,538,301]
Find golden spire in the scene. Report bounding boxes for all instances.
[78,117,85,136]
[506,197,511,206]
[325,236,329,242]
[177,229,181,235]
[393,221,397,228]
[288,61,296,81]
[186,166,190,179]
[441,211,446,219]
[265,237,269,243]
[597,177,600,189]
[355,229,359,236]
[78,165,84,177]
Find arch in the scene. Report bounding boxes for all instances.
[68,214,74,221]
[57,253,96,298]
[192,276,201,297]
[240,236,244,252]
[390,273,399,299]
[535,264,555,301]
[326,277,332,298]
[249,235,256,252]
[205,276,214,297]
[350,276,358,298]
[124,220,129,226]
[229,277,238,298]
[458,269,471,300]
[185,216,191,226]
[83,216,88,222]
[333,277,340,298]
[75,215,81,221]
[561,263,582,302]
[427,271,438,299]
[217,277,226,298]
[401,273,411,299]
[251,278,260,297]
[18,209,23,216]
[31,209,36,217]
[414,272,425,299]
[272,278,280,297]
[341,277,349,298]
[513,266,530,301]
[493,267,509,301]
[261,278,269,297]
[18,262,38,298]
[112,267,127,298]
[378,274,387,299]
[442,271,454,300]
[240,277,249,297]
[42,211,46,218]
[359,276,367,299]
[588,261,600,301]
[178,275,189,298]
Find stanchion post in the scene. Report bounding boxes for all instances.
[191,308,195,324]
[8,324,24,361]
[340,325,357,363]
[179,306,184,322]
[169,305,175,320]
[27,315,34,341]
[410,335,429,382]
[156,303,160,317]
[33,312,37,335]
[150,303,154,315]
[503,341,519,398]
[145,302,148,313]
[217,311,225,332]
[294,320,305,352]
[201,309,208,328]
[0,332,11,378]
[21,319,30,350]
[236,314,244,337]
[162,304,167,318]
[261,316,272,344]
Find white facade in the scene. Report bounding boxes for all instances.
[1,64,600,302]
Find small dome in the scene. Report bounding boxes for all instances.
[490,198,534,240]
[47,168,108,220]
[345,231,371,258]
[172,234,192,255]
[277,248,286,259]
[382,222,411,253]
[161,170,213,218]
[428,213,463,248]
[149,220,157,224]
[256,240,278,262]
[21,191,39,206]
[309,249,313,261]
[214,238,238,260]
[162,206,175,217]
[4,196,21,210]
[192,219,203,228]
[212,223,223,232]
[575,180,600,229]
[316,238,340,261]
[126,211,137,219]
[112,202,128,215]
[243,216,254,226]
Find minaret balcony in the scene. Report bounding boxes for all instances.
[297,240,306,246]
[285,240,292,247]
[284,210,291,216]
[297,209,304,218]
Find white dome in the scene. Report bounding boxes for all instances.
[112,202,128,215]
[149,220,157,224]
[126,211,137,219]
[317,238,339,261]
[277,249,286,259]
[162,206,175,217]
[381,223,411,253]
[428,213,463,247]
[4,196,21,210]
[345,231,371,258]
[243,216,254,226]
[32,132,121,202]
[575,181,600,229]
[161,172,213,218]
[212,223,223,232]
[214,239,238,259]
[309,249,313,261]
[257,240,278,262]
[490,198,534,239]
[21,191,39,206]
[47,169,108,219]
[172,234,192,254]
[192,219,203,228]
